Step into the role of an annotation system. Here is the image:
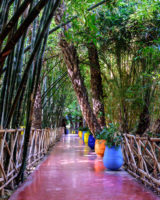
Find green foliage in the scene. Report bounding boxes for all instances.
[96,126,108,140]
[80,126,89,131]
[78,126,84,131]
[96,123,122,147]
[61,0,160,133]
[1,0,159,137]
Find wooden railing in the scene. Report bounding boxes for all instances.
[123,134,160,194]
[0,127,64,194]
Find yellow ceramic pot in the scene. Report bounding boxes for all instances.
[20,126,25,135]
[84,132,90,144]
[79,131,83,138]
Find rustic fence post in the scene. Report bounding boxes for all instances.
[0,131,4,196]
[0,127,63,192]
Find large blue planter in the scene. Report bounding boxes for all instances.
[88,135,95,150]
[103,145,123,170]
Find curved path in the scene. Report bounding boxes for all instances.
[10,135,159,200]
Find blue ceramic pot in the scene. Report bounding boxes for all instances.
[82,131,86,142]
[103,145,123,170]
[88,135,95,149]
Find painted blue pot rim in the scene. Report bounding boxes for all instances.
[105,145,121,149]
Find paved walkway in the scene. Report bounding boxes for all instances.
[10,135,159,200]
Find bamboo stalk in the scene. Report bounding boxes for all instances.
[0,0,34,46]
[0,0,52,66]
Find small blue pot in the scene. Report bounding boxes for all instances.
[103,145,123,170]
[82,131,86,142]
[88,135,95,149]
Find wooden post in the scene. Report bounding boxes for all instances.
[10,133,14,190]
[152,142,158,179]
[0,131,4,196]
[137,138,144,182]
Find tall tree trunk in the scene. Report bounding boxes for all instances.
[59,39,101,134]
[32,84,42,129]
[87,42,106,128]
[55,3,101,135]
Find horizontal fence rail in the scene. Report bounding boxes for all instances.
[0,127,64,194]
[123,134,160,194]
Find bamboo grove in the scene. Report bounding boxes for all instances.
[0,0,160,182]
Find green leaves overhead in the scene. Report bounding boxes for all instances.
[0,0,159,135]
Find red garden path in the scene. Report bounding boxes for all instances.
[9,135,159,200]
